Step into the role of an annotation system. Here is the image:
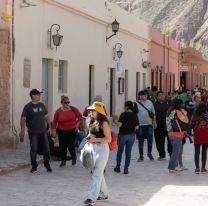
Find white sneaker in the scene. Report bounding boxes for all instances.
[180,166,188,171]
[175,167,182,171]
[169,169,180,175]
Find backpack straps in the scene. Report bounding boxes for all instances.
[70,106,75,115]
[57,106,77,118]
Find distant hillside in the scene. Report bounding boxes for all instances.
[108,0,208,56]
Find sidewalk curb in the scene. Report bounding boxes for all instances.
[0,159,44,176]
[0,163,30,176]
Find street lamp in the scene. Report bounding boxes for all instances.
[106,19,119,42]
[48,24,63,51]
[113,43,123,61]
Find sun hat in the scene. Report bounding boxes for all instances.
[88,101,107,116]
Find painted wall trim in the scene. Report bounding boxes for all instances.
[44,0,150,43]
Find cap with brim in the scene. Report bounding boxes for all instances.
[88,101,107,116]
[30,89,43,97]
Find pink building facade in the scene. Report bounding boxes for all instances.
[149,28,180,94]
[181,47,208,90]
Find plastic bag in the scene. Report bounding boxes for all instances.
[78,137,87,151]
[80,143,95,171]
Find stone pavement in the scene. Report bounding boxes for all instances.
[0,147,31,175]
[0,125,119,176]
[0,138,208,206]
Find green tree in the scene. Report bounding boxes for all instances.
[161,21,171,36]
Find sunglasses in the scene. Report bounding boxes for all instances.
[64,101,70,104]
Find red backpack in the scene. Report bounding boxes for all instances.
[109,131,118,151]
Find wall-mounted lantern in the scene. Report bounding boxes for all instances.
[191,63,198,70]
[113,43,123,61]
[142,60,151,69]
[141,49,150,68]
[155,65,163,72]
[181,51,185,60]
[48,24,63,51]
[106,19,119,42]
[20,0,37,8]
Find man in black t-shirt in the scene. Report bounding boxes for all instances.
[154,91,172,160]
[19,89,52,173]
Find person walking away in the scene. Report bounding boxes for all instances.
[166,99,188,175]
[154,91,172,160]
[185,93,196,126]
[149,86,158,103]
[52,95,83,167]
[83,101,111,205]
[191,103,208,174]
[177,89,187,107]
[19,89,52,173]
[184,92,196,147]
[136,90,156,161]
[114,101,139,174]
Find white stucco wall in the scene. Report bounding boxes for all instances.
[13,0,149,130]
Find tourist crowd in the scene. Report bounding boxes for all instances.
[19,85,208,205]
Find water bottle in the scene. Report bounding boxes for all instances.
[19,135,24,144]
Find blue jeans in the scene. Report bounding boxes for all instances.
[136,125,153,157]
[116,134,135,169]
[168,136,182,170]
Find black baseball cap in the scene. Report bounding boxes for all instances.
[29,89,43,97]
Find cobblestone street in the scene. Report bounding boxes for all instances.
[1,141,208,206]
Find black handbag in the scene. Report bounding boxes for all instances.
[138,102,155,119]
[148,110,155,119]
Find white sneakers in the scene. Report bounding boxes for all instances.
[169,169,181,175]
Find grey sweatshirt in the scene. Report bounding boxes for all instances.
[136,100,155,126]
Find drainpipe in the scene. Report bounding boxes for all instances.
[11,0,17,148]
[163,34,166,93]
[167,37,170,93]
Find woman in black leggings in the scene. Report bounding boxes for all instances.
[194,144,208,173]
[192,103,208,174]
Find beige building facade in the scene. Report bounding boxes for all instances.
[6,0,150,145]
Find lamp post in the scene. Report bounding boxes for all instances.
[106,19,119,42]
[113,43,123,61]
[48,24,63,51]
